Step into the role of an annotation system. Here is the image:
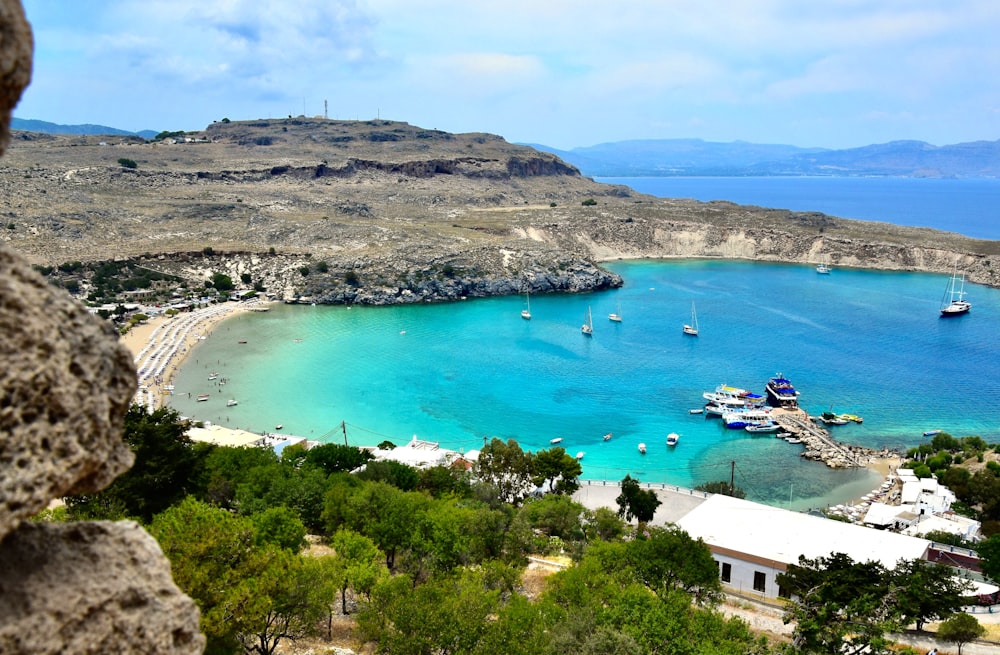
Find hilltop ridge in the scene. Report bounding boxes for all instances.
[1,118,998,303]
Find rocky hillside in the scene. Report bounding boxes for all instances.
[0,118,997,303]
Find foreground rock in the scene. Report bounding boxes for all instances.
[0,2,204,651]
[0,521,204,654]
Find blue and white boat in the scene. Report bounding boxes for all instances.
[765,374,800,408]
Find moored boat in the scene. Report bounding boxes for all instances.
[765,374,800,408]
[745,422,780,433]
[576,451,585,460]
[666,433,679,446]
[196,393,210,402]
[940,260,971,317]
[638,443,647,454]
[581,306,593,336]
[688,408,704,414]
[550,437,563,445]
[226,399,238,407]
[603,432,613,441]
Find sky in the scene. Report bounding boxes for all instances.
[13,0,1000,150]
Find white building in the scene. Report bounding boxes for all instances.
[675,494,931,600]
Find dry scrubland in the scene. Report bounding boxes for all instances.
[0,117,997,297]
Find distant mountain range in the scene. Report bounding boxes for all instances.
[529,138,1000,178]
[11,118,159,140]
[11,118,999,178]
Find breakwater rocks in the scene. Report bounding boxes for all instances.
[774,412,895,469]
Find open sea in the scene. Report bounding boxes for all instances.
[168,177,1000,510]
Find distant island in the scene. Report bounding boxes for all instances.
[11,117,159,140]
[530,138,1000,178]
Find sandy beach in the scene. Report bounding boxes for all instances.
[122,300,271,410]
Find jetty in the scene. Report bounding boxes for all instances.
[772,409,888,468]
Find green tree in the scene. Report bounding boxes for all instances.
[343,482,429,569]
[418,464,473,498]
[211,272,234,291]
[532,446,583,495]
[937,612,986,655]
[615,474,661,524]
[519,494,585,541]
[66,405,200,522]
[304,442,372,475]
[694,480,747,498]
[776,553,968,654]
[330,528,387,615]
[976,533,1000,582]
[893,559,971,630]
[474,438,537,505]
[151,498,337,655]
[356,459,421,491]
[252,505,307,552]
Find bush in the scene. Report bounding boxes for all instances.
[581,198,597,206]
[117,158,138,169]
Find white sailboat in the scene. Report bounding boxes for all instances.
[940,262,971,317]
[521,291,532,320]
[581,306,593,336]
[683,301,699,336]
[608,301,622,322]
[816,257,832,274]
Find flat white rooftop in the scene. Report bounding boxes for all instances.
[676,493,930,568]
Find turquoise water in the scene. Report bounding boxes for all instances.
[596,176,1000,240]
[169,260,1000,510]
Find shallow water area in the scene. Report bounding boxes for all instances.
[170,259,1000,509]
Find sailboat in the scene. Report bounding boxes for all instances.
[581,306,593,336]
[816,256,832,274]
[940,262,971,317]
[608,301,622,322]
[683,302,699,336]
[521,291,532,320]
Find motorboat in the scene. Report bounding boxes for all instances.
[765,374,800,408]
[666,433,679,447]
[550,437,563,444]
[196,393,210,402]
[226,399,238,407]
[723,408,773,429]
[603,432,613,441]
[576,451,585,460]
[688,408,704,414]
[638,443,647,454]
[745,422,780,433]
[275,424,283,430]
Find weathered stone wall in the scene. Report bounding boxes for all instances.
[0,2,204,652]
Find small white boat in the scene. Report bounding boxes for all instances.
[576,451,585,460]
[226,399,238,407]
[521,291,532,320]
[638,442,647,454]
[581,306,593,336]
[923,429,942,437]
[196,394,210,402]
[666,433,679,447]
[208,373,218,381]
[816,259,832,274]
[683,301,699,336]
[608,301,622,323]
[275,424,283,430]
[603,432,613,441]
[688,408,704,414]
[550,437,563,444]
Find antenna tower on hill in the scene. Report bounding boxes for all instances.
[324,99,328,119]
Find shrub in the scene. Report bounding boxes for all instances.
[581,198,597,206]
[117,158,138,169]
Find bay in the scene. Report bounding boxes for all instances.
[169,259,1000,510]
[596,176,1000,240]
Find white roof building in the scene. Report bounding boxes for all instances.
[675,493,931,599]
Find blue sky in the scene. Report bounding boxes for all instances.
[14,0,1000,150]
